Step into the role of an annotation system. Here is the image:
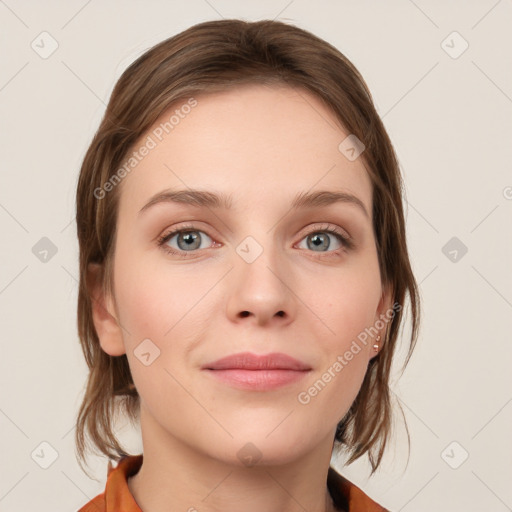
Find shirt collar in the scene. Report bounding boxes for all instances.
[101,455,388,512]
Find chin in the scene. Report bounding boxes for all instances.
[220,432,313,468]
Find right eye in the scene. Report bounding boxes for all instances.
[157,224,218,257]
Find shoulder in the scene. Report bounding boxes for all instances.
[76,455,143,512]
[327,466,390,512]
[77,492,105,512]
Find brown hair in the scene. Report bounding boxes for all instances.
[75,18,420,476]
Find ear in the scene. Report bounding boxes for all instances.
[87,262,126,356]
[370,283,394,359]
[376,282,394,325]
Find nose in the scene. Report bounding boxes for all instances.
[225,244,296,327]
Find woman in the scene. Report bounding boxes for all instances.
[75,18,420,512]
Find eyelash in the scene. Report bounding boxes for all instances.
[156,223,354,258]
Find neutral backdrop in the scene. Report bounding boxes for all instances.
[1,1,511,511]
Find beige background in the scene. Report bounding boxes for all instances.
[1,1,511,510]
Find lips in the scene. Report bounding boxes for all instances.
[201,352,312,391]
[202,352,311,371]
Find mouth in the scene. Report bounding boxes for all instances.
[201,352,311,391]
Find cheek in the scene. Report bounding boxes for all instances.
[297,320,373,424]
[112,253,217,389]
[311,262,382,346]
[112,268,194,407]
[113,249,211,338]
[291,266,381,413]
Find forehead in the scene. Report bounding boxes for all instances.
[117,83,372,216]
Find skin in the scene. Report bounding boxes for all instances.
[89,83,392,512]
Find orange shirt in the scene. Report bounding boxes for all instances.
[78,455,388,512]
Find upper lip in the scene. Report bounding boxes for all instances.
[202,352,311,371]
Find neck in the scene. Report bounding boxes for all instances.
[127,409,339,512]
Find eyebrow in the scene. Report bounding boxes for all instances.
[138,188,369,219]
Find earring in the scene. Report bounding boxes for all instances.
[373,334,381,352]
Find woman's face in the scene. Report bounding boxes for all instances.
[95,83,391,465]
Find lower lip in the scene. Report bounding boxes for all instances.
[203,369,310,391]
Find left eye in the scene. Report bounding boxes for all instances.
[296,229,347,252]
